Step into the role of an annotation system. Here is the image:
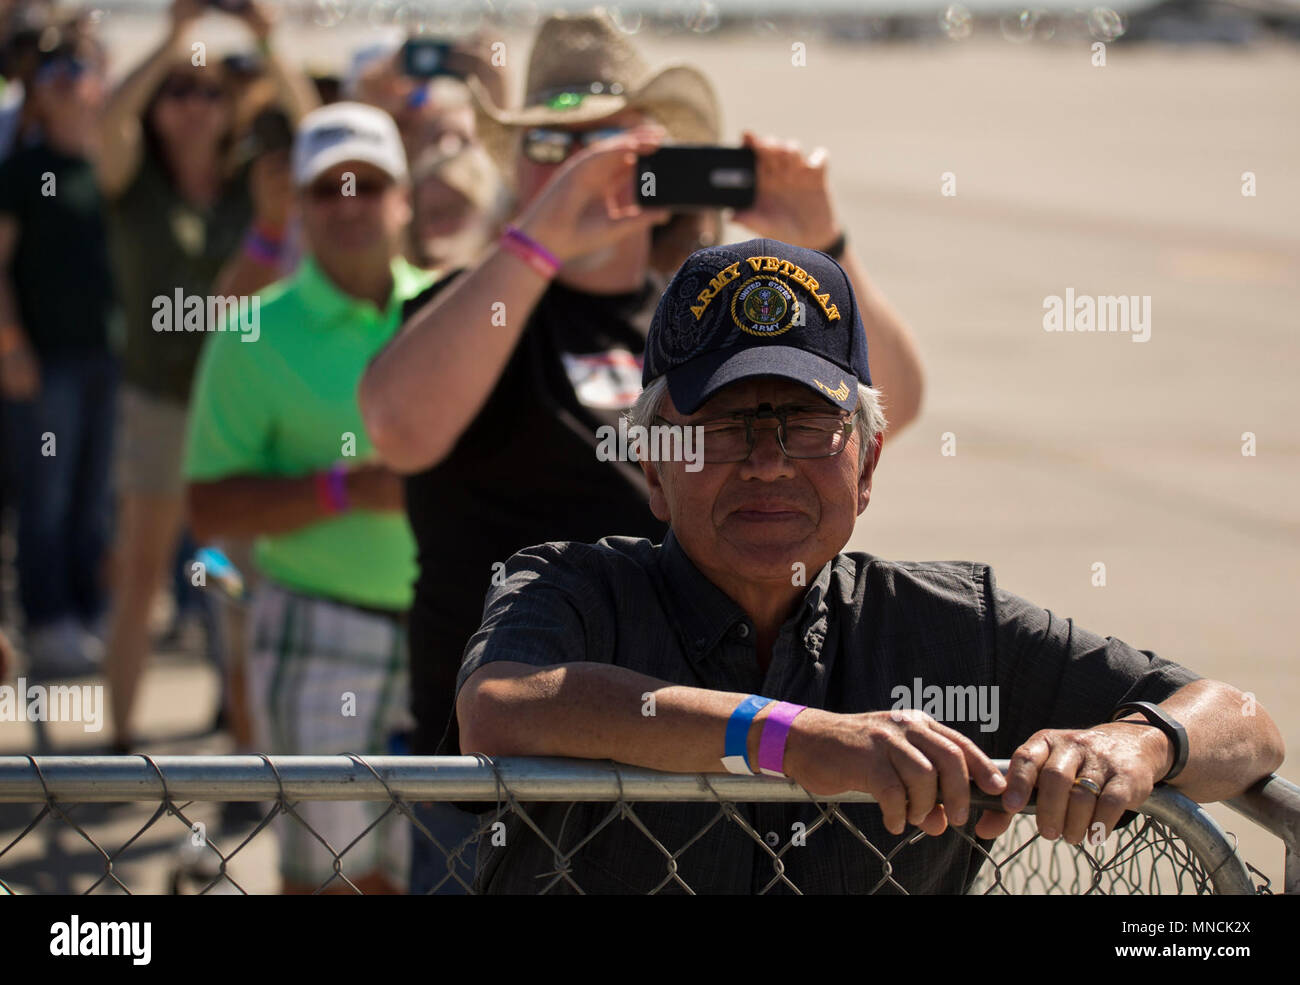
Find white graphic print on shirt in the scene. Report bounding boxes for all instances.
[561,349,644,410]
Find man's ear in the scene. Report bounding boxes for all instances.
[857,432,882,516]
[640,458,672,524]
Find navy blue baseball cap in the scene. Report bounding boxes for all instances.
[643,237,870,415]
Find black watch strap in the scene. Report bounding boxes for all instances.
[818,231,847,261]
[1109,701,1189,783]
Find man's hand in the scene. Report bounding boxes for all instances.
[975,722,1172,845]
[235,0,276,41]
[169,0,206,35]
[512,126,672,265]
[784,708,1007,837]
[730,130,841,251]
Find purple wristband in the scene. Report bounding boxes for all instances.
[757,702,808,778]
[325,464,349,513]
[244,230,281,265]
[502,224,560,273]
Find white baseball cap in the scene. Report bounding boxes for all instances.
[292,101,408,188]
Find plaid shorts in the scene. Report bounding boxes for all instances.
[247,580,413,889]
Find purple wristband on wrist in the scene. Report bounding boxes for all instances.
[502,224,560,274]
[325,464,349,513]
[244,230,281,265]
[758,702,808,778]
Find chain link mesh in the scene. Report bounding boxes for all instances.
[0,755,1282,895]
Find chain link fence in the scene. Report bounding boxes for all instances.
[0,755,1295,895]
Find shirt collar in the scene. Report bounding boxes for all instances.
[296,254,430,325]
[657,529,836,659]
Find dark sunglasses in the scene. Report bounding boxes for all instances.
[521,125,629,165]
[305,179,393,202]
[158,79,225,102]
[34,57,91,87]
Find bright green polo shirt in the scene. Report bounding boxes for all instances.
[183,255,437,609]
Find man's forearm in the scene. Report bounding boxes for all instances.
[839,244,924,434]
[187,474,333,542]
[213,240,283,299]
[1104,679,1285,802]
[460,661,776,773]
[360,244,549,473]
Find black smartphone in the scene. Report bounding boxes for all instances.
[207,0,251,12]
[634,145,757,210]
[401,38,457,80]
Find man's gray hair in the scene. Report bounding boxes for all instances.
[625,377,887,468]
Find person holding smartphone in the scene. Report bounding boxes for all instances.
[359,10,926,895]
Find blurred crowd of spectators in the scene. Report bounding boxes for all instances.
[0,0,508,749]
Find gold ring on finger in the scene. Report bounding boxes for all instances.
[1072,776,1103,797]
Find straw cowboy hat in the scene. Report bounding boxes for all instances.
[467,10,721,181]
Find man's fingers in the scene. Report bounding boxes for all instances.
[564,127,664,195]
[1062,764,1112,844]
[1003,735,1050,813]
[590,125,666,162]
[973,808,1017,841]
[912,730,971,827]
[888,742,938,828]
[863,755,909,836]
[919,803,949,837]
[1033,745,1084,840]
[930,721,1006,796]
[1089,775,1139,846]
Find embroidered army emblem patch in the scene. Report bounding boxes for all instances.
[730,275,796,337]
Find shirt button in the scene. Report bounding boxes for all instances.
[737,624,750,639]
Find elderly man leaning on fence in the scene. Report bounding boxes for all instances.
[448,237,1286,894]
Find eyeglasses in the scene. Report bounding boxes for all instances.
[158,79,225,103]
[305,179,393,202]
[655,405,854,464]
[34,58,91,87]
[521,126,629,165]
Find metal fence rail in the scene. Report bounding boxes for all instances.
[0,755,1295,895]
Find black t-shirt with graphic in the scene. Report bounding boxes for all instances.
[400,270,669,755]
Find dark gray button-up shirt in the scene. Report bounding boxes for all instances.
[451,531,1201,894]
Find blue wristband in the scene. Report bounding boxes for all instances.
[722,695,772,775]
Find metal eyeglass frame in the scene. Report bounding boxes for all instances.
[653,405,854,464]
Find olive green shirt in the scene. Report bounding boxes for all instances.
[107,150,251,403]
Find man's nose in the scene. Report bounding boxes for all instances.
[739,421,796,479]
[334,194,369,218]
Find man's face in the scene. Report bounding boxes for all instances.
[513,107,648,211]
[412,174,491,269]
[299,160,411,263]
[642,377,879,590]
[33,60,105,146]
